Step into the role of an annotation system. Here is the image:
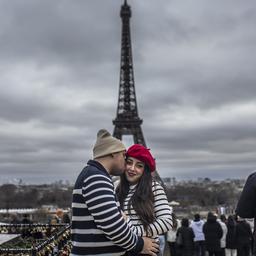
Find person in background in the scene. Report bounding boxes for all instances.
[21,214,32,224]
[56,209,64,223]
[116,144,172,256]
[71,129,159,256]
[51,208,63,224]
[62,213,70,224]
[158,234,166,256]
[221,215,227,225]
[203,212,223,256]
[167,213,181,256]
[176,218,195,256]
[218,215,228,256]
[236,216,253,256]
[236,172,256,256]
[190,213,206,256]
[225,215,237,256]
[10,214,21,224]
[21,214,32,237]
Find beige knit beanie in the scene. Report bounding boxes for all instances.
[93,129,126,159]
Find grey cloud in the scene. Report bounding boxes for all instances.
[0,0,256,183]
[0,0,121,67]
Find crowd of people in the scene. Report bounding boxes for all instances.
[166,212,253,256]
[70,128,255,256]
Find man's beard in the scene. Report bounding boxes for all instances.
[110,169,124,176]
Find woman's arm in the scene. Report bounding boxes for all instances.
[136,182,173,237]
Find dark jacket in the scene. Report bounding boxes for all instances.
[236,172,256,218]
[236,173,256,256]
[226,220,237,249]
[236,220,253,246]
[203,215,223,251]
[177,226,195,256]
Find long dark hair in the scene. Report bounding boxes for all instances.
[181,218,189,227]
[227,215,236,227]
[116,165,155,235]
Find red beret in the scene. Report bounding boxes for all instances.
[126,144,156,172]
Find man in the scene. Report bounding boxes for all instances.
[71,129,159,256]
[236,172,256,256]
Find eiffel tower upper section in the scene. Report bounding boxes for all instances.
[113,0,146,146]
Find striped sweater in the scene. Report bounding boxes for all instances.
[71,160,143,256]
[123,181,173,238]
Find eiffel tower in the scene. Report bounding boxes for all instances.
[113,0,145,146]
[113,1,164,185]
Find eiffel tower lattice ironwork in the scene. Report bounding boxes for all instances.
[113,0,146,146]
[113,0,165,186]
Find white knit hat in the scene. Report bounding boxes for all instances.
[93,129,126,159]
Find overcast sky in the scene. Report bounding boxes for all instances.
[0,0,256,184]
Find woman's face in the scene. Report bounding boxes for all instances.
[125,156,145,184]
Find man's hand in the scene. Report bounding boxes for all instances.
[121,210,127,221]
[140,237,159,256]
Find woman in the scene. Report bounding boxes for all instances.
[176,218,195,256]
[116,144,172,254]
[218,215,227,256]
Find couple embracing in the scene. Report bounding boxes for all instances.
[71,129,172,256]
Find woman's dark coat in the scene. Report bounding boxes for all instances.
[176,226,195,256]
[226,220,237,249]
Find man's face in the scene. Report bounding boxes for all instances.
[110,150,126,176]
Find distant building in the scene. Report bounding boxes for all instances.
[162,177,177,187]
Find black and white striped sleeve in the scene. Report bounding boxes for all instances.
[136,182,173,237]
[82,173,143,251]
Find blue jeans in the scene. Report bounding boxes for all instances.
[194,241,206,256]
